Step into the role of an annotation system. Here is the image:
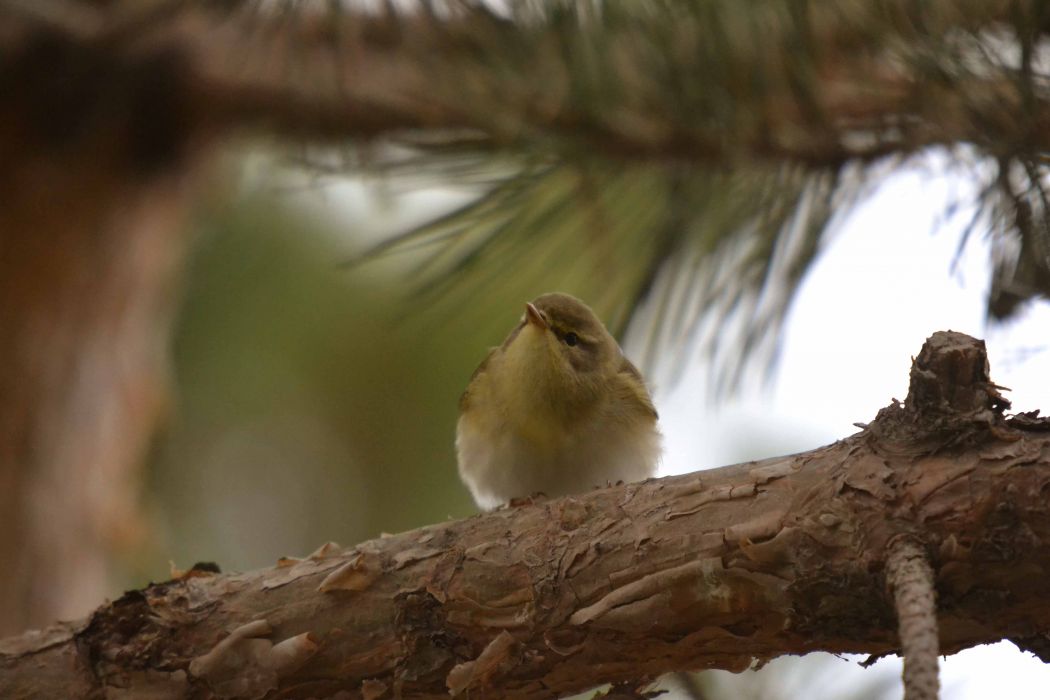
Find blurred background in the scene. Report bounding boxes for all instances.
[3,2,1050,699]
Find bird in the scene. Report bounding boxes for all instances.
[456,292,661,510]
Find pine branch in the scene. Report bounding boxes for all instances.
[2,331,1049,699]
[4,0,1049,373]
[1,0,1044,164]
[169,2,1050,166]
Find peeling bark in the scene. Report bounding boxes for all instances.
[2,332,1049,699]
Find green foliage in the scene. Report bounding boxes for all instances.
[146,192,490,573]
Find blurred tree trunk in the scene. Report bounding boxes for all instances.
[0,27,195,635]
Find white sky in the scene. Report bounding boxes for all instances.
[652,153,1050,700]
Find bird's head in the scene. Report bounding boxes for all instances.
[499,292,621,406]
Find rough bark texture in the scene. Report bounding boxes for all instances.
[1,332,1049,699]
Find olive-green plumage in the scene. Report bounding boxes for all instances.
[456,293,661,510]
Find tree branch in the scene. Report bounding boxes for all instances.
[2,1,1048,167]
[1,331,1049,698]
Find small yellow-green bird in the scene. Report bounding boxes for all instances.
[456,292,661,510]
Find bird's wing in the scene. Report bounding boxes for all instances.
[459,347,498,412]
[618,356,659,419]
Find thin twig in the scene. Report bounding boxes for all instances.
[886,536,940,700]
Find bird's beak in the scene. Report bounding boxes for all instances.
[524,302,548,329]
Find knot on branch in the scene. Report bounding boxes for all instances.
[869,331,1012,447]
[905,331,1008,417]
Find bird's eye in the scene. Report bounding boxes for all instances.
[563,332,579,347]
